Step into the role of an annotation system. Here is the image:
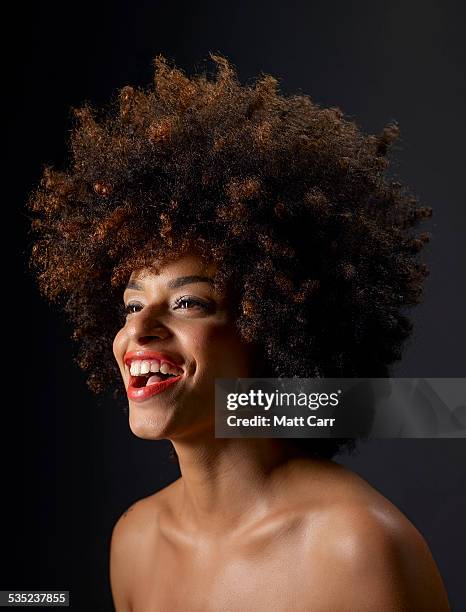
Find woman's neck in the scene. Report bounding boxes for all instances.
[170,436,316,534]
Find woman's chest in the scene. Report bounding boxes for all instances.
[128,524,335,612]
[131,554,314,611]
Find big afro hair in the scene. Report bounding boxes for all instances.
[27,53,433,458]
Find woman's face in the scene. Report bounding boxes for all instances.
[113,253,256,440]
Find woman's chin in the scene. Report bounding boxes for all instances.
[128,406,177,440]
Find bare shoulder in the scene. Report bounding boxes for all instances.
[111,478,177,544]
[109,479,180,612]
[303,463,450,611]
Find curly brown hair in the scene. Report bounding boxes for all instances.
[27,53,432,459]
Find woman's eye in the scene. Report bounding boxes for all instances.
[124,302,143,316]
[173,296,211,312]
[123,297,211,317]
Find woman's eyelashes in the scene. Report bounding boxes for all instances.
[124,301,143,315]
[123,296,214,317]
[173,296,213,311]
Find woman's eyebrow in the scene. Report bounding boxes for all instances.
[125,279,144,291]
[167,275,214,289]
[125,275,214,291]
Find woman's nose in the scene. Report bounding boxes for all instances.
[126,307,170,344]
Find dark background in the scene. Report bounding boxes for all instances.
[5,0,465,610]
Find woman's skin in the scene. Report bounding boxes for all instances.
[110,253,450,612]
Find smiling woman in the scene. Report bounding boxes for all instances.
[26,54,449,611]
[113,253,259,440]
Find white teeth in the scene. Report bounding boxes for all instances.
[150,360,161,373]
[130,361,141,376]
[129,359,183,377]
[140,360,151,375]
[168,365,182,376]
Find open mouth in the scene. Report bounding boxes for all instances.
[127,370,183,401]
[130,371,181,388]
[124,351,185,401]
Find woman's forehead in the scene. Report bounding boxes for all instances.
[129,253,218,281]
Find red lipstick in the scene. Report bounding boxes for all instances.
[124,350,184,403]
[124,350,184,369]
[127,374,182,402]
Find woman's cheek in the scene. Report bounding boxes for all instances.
[203,323,252,377]
[112,327,126,369]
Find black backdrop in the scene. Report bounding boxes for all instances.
[5,1,466,610]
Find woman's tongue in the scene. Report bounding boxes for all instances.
[147,373,166,386]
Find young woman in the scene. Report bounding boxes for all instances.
[28,54,450,610]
